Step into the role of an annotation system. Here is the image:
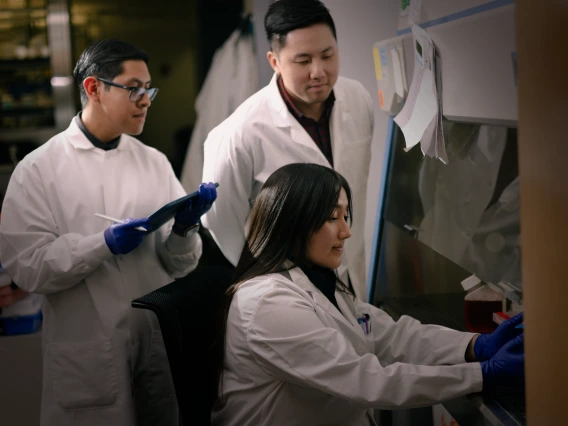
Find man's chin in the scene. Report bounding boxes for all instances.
[127,126,144,136]
[309,90,332,104]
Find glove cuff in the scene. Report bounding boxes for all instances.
[104,227,119,255]
[474,333,490,361]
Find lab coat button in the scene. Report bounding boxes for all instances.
[120,256,125,261]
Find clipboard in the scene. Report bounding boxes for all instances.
[148,183,219,232]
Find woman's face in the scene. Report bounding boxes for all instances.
[305,188,351,269]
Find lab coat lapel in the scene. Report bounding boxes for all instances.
[266,74,331,167]
[330,96,349,170]
[288,267,355,331]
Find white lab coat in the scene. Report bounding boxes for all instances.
[180,27,259,193]
[0,119,202,426]
[212,267,483,426]
[418,125,521,287]
[418,125,508,264]
[202,75,374,299]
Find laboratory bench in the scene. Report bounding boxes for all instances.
[377,294,526,426]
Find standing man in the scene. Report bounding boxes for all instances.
[202,0,374,299]
[0,39,216,425]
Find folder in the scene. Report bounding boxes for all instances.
[148,183,219,232]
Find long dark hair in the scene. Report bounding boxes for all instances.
[214,163,353,400]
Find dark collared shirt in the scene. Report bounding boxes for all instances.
[299,264,341,313]
[75,112,120,151]
[277,75,335,166]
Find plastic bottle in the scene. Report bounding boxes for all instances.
[461,275,504,333]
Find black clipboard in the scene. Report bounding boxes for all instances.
[148,183,219,232]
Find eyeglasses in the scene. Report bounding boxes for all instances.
[96,78,159,102]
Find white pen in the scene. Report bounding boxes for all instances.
[94,213,148,232]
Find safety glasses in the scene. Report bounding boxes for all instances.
[97,78,159,102]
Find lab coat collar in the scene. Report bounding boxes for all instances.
[288,266,355,331]
[266,74,349,127]
[266,74,293,128]
[64,119,127,152]
[266,74,334,167]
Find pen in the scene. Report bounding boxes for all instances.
[94,213,148,232]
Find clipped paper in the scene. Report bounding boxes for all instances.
[408,0,423,25]
[391,47,406,98]
[395,24,447,161]
[394,68,438,151]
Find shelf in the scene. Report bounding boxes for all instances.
[1,107,54,117]
[0,126,60,144]
[0,58,50,70]
[0,164,15,174]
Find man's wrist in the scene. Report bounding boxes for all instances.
[172,221,199,237]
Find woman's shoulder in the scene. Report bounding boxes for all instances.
[235,272,298,299]
[231,272,311,316]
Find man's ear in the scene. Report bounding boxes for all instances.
[83,76,101,103]
[267,51,281,75]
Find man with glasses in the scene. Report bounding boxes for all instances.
[0,39,216,426]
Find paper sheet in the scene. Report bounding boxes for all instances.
[394,25,438,151]
[433,51,448,163]
[391,47,405,98]
[394,24,447,162]
[408,0,423,26]
[396,69,437,151]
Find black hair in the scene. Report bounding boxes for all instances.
[214,163,353,401]
[264,0,337,52]
[73,39,149,106]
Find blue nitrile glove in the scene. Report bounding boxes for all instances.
[104,218,150,255]
[173,182,217,236]
[474,312,524,361]
[481,334,525,391]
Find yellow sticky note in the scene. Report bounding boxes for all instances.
[373,47,383,81]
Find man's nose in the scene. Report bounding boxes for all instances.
[310,60,326,80]
[138,92,151,107]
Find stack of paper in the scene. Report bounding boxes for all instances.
[394,25,447,163]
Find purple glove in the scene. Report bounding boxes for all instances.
[173,182,217,234]
[104,218,150,255]
[474,312,524,361]
[481,334,525,391]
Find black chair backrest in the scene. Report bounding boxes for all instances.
[132,266,233,426]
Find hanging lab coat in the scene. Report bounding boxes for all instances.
[202,74,373,299]
[180,27,260,193]
[212,267,483,426]
[417,125,517,285]
[0,119,202,426]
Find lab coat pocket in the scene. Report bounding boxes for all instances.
[50,339,118,411]
[146,329,176,398]
[365,326,376,354]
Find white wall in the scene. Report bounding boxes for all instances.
[252,0,399,280]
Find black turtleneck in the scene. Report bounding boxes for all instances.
[299,264,341,313]
[75,112,121,151]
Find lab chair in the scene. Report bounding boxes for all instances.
[132,266,233,426]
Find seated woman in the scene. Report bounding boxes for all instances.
[212,163,524,426]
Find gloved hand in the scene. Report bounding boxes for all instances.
[173,182,217,232]
[474,312,524,361]
[104,218,151,255]
[481,334,525,391]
